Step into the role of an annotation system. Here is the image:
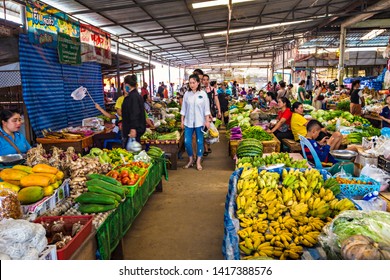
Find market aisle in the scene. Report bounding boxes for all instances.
[121,130,234,260]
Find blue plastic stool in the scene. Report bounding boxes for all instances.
[299,135,330,171]
[103,132,122,150]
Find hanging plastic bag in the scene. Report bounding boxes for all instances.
[361,164,390,192]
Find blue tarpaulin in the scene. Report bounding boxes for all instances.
[19,34,104,137]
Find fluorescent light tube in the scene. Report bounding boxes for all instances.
[360,29,386,40]
[192,0,256,9]
[204,20,311,37]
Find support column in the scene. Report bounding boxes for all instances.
[20,4,27,33]
[314,47,317,83]
[271,48,275,82]
[141,63,145,84]
[152,67,155,96]
[149,51,152,97]
[282,44,285,82]
[337,26,347,85]
[116,43,121,96]
[168,61,171,97]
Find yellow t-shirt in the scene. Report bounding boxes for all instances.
[115,96,124,121]
[291,113,308,141]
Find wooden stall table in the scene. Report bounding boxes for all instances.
[362,113,382,128]
[229,134,281,159]
[141,139,180,170]
[36,130,107,154]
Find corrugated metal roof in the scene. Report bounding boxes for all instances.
[37,0,390,66]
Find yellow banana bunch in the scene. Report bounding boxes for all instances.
[307,217,325,231]
[256,242,275,258]
[336,198,356,211]
[240,167,258,180]
[290,202,309,218]
[266,200,286,220]
[252,219,269,233]
[323,189,335,202]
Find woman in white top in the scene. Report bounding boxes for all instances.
[312,80,323,110]
[180,74,211,171]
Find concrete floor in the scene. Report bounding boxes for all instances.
[122,131,234,260]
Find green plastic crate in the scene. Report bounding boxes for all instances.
[96,207,122,260]
[132,185,143,218]
[120,197,135,233]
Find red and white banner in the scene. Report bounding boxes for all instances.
[80,23,111,65]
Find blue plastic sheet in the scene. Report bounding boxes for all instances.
[381,127,390,138]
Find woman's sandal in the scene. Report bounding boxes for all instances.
[196,164,203,171]
[183,160,195,169]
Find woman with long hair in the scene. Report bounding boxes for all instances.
[180,74,211,171]
[266,97,294,143]
[312,80,323,110]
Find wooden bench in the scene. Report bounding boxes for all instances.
[282,139,302,153]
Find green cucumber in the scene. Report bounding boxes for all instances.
[75,192,117,205]
[78,203,118,213]
[87,173,122,187]
[86,179,127,197]
[87,185,122,202]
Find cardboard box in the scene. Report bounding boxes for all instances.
[39,245,57,260]
[21,179,70,218]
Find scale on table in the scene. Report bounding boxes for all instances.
[329,150,358,171]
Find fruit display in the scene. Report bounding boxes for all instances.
[335,177,373,185]
[236,153,308,169]
[236,138,263,158]
[235,168,356,260]
[0,163,65,205]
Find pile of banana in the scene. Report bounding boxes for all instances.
[236,152,308,169]
[236,168,356,260]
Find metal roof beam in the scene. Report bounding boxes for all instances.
[70,0,179,15]
[350,18,390,28]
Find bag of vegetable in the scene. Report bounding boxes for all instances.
[318,210,390,259]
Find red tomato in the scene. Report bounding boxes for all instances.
[120,170,129,178]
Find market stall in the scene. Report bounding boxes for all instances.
[0,145,167,260]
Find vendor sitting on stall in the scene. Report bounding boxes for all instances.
[0,109,31,156]
[303,120,338,165]
[291,102,343,149]
[380,94,390,128]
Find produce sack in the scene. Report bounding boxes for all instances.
[318,210,390,259]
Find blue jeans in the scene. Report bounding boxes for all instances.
[184,126,204,157]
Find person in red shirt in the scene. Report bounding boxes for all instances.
[141,82,149,98]
[266,97,294,144]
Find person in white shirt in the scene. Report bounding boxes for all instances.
[180,74,211,171]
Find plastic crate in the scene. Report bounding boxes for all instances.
[336,175,381,197]
[132,185,143,218]
[120,197,134,233]
[138,171,148,187]
[34,215,93,260]
[96,207,122,260]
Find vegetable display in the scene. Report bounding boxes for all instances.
[242,126,273,141]
[319,211,390,259]
[236,139,263,158]
[236,168,355,260]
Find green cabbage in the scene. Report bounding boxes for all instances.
[319,211,390,259]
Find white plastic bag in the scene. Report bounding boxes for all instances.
[361,164,390,192]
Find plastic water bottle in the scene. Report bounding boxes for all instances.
[362,191,379,201]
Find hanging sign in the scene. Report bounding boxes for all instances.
[26,0,80,48]
[57,33,81,65]
[80,24,112,65]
